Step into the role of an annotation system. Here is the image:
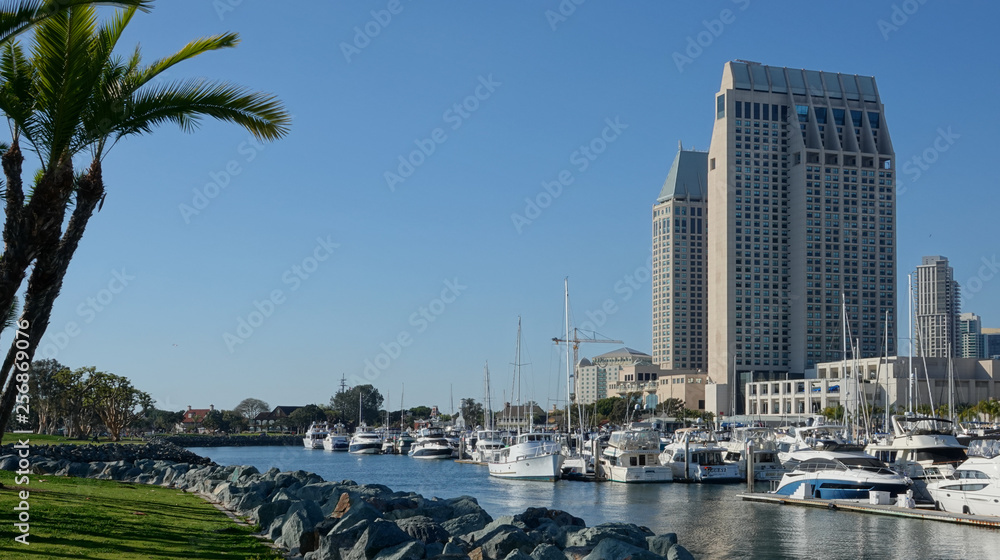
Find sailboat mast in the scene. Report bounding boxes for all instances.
[908,273,914,414]
[841,292,849,430]
[565,278,572,435]
[883,311,890,431]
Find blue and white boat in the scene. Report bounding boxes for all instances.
[771,449,911,500]
[408,427,453,459]
[348,425,383,454]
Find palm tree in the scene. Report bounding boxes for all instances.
[0,1,152,345]
[0,5,289,432]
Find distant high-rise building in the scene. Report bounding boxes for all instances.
[959,312,983,358]
[915,256,960,358]
[706,61,897,406]
[983,328,1000,359]
[652,145,708,369]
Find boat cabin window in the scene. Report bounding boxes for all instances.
[959,470,990,480]
[914,448,967,463]
[799,458,840,470]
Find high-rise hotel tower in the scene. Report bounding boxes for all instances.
[706,62,897,401]
[652,146,708,369]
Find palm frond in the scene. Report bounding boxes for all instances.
[0,1,152,45]
[109,78,290,143]
[29,5,103,168]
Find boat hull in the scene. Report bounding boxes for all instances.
[604,463,673,483]
[489,452,563,481]
[772,474,910,500]
[409,447,453,459]
[348,443,382,454]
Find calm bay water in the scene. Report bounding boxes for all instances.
[192,446,1000,559]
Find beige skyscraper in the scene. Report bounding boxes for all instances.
[916,255,960,358]
[705,61,897,411]
[652,146,707,370]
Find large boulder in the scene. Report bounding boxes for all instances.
[646,534,678,557]
[479,526,535,560]
[529,543,566,560]
[253,499,292,529]
[565,523,653,550]
[372,540,425,560]
[582,538,665,560]
[666,544,695,560]
[343,519,413,560]
[275,509,318,555]
[442,511,494,537]
[393,516,450,544]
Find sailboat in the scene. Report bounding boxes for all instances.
[472,362,505,463]
[488,317,564,481]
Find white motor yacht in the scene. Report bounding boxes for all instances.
[472,429,506,463]
[488,432,564,481]
[323,433,350,452]
[865,414,967,502]
[348,426,383,454]
[660,427,741,482]
[600,424,672,483]
[302,422,329,449]
[408,427,453,459]
[927,440,1000,516]
[772,449,912,501]
[723,426,786,482]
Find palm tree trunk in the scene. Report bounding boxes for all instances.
[0,161,102,434]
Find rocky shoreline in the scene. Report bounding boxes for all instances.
[1,442,696,560]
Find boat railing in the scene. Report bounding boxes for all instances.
[793,461,900,477]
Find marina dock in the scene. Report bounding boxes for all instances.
[739,493,1000,528]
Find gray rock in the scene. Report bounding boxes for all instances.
[298,481,346,503]
[646,534,678,557]
[583,538,665,560]
[529,543,566,560]
[312,518,372,560]
[233,491,265,514]
[0,455,17,471]
[287,499,324,526]
[276,510,317,554]
[443,540,470,555]
[254,499,292,529]
[343,519,413,560]
[373,540,425,560]
[565,523,652,550]
[515,507,585,530]
[480,526,534,560]
[666,544,695,560]
[424,542,445,558]
[442,511,493,537]
[393,515,450,544]
[503,550,534,560]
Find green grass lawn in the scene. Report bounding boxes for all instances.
[1,433,146,446]
[0,470,281,559]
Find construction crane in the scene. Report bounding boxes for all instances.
[552,328,623,402]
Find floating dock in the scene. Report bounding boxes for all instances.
[739,493,1000,528]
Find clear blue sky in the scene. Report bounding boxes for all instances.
[27,1,1000,414]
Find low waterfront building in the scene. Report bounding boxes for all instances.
[744,356,1000,419]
